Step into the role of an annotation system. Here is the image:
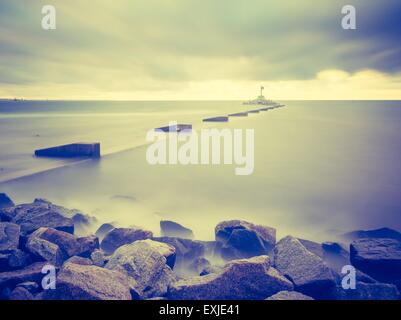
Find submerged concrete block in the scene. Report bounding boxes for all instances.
[35,143,100,158]
[155,124,192,133]
[203,116,229,122]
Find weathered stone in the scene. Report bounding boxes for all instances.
[65,256,93,266]
[344,227,401,242]
[0,222,20,252]
[101,227,153,255]
[76,235,99,258]
[16,281,40,294]
[215,220,276,260]
[168,256,293,300]
[105,240,176,299]
[90,249,106,267]
[0,262,48,288]
[266,290,314,300]
[160,220,194,239]
[273,236,336,298]
[331,283,400,300]
[0,193,14,209]
[9,286,34,300]
[137,239,176,269]
[199,265,224,276]
[8,249,32,270]
[350,238,401,283]
[189,257,211,275]
[43,262,132,300]
[26,231,65,266]
[95,223,115,240]
[153,237,207,264]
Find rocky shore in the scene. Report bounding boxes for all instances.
[1,193,400,300]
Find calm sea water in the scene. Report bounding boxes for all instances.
[1,100,401,241]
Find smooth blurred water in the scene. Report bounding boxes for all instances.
[1,100,401,241]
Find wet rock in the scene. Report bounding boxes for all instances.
[101,227,153,255]
[90,249,105,267]
[0,222,20,253]
[215,220,276,260]
[43,262,132,300]
[0,193,14,209]
[26,232,65,266]
[350,238,401,283]
[9,286,34,300]
[266,290,314,300]
[331,283,400,300]
[160,220,194,239]
[95,223,115,240]
[168,256,293,300]
[0,262,48,288]
[343,227,401,242]
[273,236,336,299]
[138,239,176,269]
[76,235,99,258]
[105,240,176,299]
[65,256,93,266]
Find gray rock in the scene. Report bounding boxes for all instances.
[95,223,115,240]
[153,237,206,263]
[0,193,14,209]
[105,239,176,299]
[331,283,400,300]
[0,222,20,252]
[266,290,314,300]
[43,262,132,300]
[189,257,211,275]
[10,286,34,300]
[65,256,93,266]
[90,249,106,267]
[215,220,276,260]
[344,227,401,242]
[26,231,65,266]
[72,213,97,233]
[350,238,401,283]
[0,262,48,288]
[7,249,32,270]
[16,281,40,294]
[6,201,74,235]
[168,256,293,300]
[76,235,99,258]
[101,227,153,255]
[273,236,336,299]
[199,265,224,276]
[137,239,176,269]
[160,220,194,239]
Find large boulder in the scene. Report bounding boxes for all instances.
[95,223,115,240]
[168,256,293,300]
[266,290,314,300]
[100,227,152,255]
[0,222,20,252]
[0,193,14,209]
[43,262,132,300]
[273,236,336,299]
[105,240,176,299]
[350,238,401,283]
[215,220,276,260]
[0,262,48,289]
[26,232,65,266]
[160,220,194,239]
[344,228,401,242]
[3,201,74,235]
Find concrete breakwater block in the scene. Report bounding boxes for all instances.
[203,116,229,122]
[228,112,248,117]
[155,124,192,133]
[35,143,100,158]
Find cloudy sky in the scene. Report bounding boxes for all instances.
[0,0,400,100]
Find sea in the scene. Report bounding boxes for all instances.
[1,100,401,241]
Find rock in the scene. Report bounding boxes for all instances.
[6,201,74,235]
[0,193,14,209]
[9,287,34,300]
[215,220,276,260]
[16,281,40,294]
[105,240,176,299]
[199,265,224,276]
[343,227,401,242]
[0,262,48,288]
[273,236,336,299]
[350,238,401,283]
[43,262,132,300]
[90,249,105,267]
[0,253,10,270]
[95,223,115,240]
[8,249,32,270]
[168,256,293,300]
[160,220,194,239]
[0,222,20,253]
[101,227,153,255]
[298,239,324,258]
[65,256,93,266]
[189,258,211,275]
[137,239,176,269]
[266,290,314,300]
[26,232,65,266]
[76,235,99,258]
[331,283,400,300]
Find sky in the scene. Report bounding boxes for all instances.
[0,0,400,100]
